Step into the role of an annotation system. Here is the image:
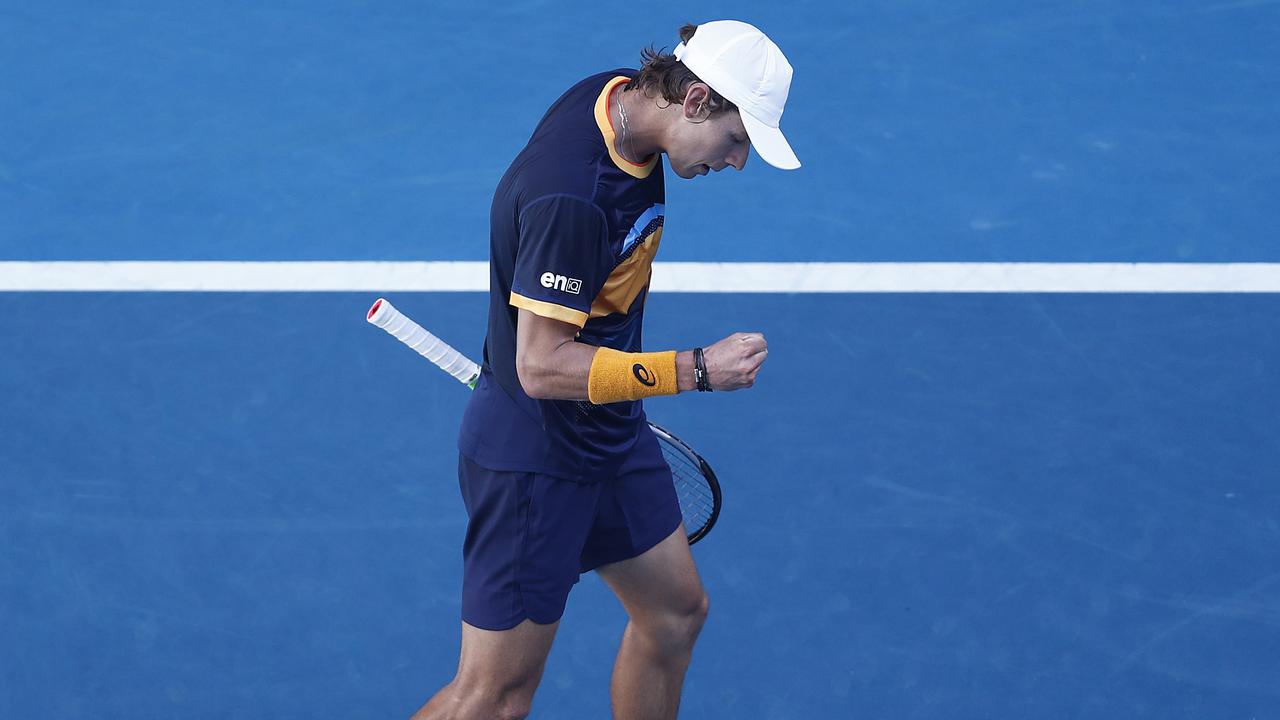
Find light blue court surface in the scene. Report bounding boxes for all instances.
[3,1,1279,263]
[4,1,1280,719]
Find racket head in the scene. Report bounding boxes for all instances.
[648,422,722,545]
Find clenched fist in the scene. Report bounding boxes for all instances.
[702,332,768,391]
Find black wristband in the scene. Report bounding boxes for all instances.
[693,347,712,392]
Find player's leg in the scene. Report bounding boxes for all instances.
[413,456,600,719]
[580,428,708,720]
[596,525,709,720]
[410,619,557,720]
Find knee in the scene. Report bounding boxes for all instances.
[638,590,710,655]
[426,681,534,720]
[688,590,710,637]
[471,684,535,720]
[491,696,532,720]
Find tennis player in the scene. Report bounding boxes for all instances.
[412,21,799,720]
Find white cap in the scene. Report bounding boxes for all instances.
[674,20,800,170]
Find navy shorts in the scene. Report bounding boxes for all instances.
[457,426,682,631]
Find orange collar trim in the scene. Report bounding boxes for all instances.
[593,76,658,179]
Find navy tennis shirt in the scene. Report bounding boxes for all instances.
[458,70,666,481]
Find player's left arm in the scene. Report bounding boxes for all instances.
[515,308,696,400]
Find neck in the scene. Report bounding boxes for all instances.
[613,86,659,163]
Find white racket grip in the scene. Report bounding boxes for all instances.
[367,298,481,387]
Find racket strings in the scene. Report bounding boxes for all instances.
[660,444,716,534]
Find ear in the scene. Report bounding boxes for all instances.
[682,83,713,122]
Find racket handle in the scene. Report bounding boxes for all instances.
[367,298,481,388]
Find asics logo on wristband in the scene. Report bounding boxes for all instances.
[540,272,582,295]
[632,363,657,386]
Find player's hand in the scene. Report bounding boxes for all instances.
[702,332,768,391]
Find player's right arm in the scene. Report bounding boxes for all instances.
[515,308,769,400]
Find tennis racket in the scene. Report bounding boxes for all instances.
[366,297,722,544]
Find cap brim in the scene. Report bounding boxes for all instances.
[741,111,800,170]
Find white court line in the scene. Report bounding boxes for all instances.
[1,261,1279,292]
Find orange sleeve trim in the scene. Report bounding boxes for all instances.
[510,291,589,328]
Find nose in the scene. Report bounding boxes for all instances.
[727,144,749,171]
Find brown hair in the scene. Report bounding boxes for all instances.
[625,23,736,116]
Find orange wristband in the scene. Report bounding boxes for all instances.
[586,348,679,404]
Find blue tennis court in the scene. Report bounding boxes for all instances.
[3,2,1279,718]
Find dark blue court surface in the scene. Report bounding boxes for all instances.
[3,293,1278,718]
[4,0,1280,718]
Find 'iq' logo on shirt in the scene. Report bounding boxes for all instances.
[540,272,582,295]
